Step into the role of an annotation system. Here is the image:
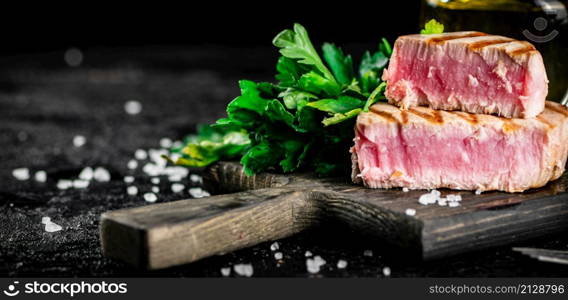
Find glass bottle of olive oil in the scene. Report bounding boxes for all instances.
[420,0,568,104]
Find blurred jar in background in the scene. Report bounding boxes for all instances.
[420,0,568,104]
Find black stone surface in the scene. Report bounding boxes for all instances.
[1,47,567,277]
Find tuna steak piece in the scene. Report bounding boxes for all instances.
[383,31,548,118]
[352,102,568,192]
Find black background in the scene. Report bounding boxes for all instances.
[0,2,421,53]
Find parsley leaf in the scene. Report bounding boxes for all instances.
[273,23,337,84]
[421,19,444,34]
[322,43,354,86]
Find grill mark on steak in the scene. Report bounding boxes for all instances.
[502,120,521,133]
[448,111,479,125]
[468,38,513,50]
[536,115,555,129]
[369,107,398,123]
[508,42,537,56]
[427,32,487,44]
[401,110,409,124]
[545,102,568,117]
[407,108,444,124]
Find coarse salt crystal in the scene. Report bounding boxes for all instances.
[402,187,409,192]
[305,251,312,257]
[93,167,110,182]
[189,187,210,198]
[171,183,184,193]
[306,256,326,274]
[127,159,138,170]
[34,170,47,182]
[274,252,283,260]
[134,149,148,160]
[12,168,30,181]
[73,179,89,189]
[221,267,231,277]
[124,176,134,183]
[430,190,441,197]
[233,264,253,277]
[127,186,138,196]
[151,177,160,184]
[168,175,182,182]
[363,250,373,257]
[448,202,460,208]
[405,208,416,216]
[124,100,142,115]
[382,267,391,277]
[41,217,51,224]
[475,189,482,195]
[190,174,203,183]
[418,193,437,205]
[270,242,279,251]
[337,260,348,269]
[57,179,73,190]
[160,138,173,149]
[45,221,63,233]
[73,135,86,147]
[79,167,94,181]
[143,192,158,203]
[152,186,160,193]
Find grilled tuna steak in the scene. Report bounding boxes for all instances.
[383,32,548,118]
[352,102,568,192]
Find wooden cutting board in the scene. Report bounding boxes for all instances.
[100,161,568,269]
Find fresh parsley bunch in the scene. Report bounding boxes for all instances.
[173,24,392,176]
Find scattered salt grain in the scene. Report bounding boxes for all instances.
[270,242,279,251]
[124,176,134,183]
[168,175,182,182]
[274,252,283,260]
[79,167,94,181]
[57,179,73,190]
[160,138,173,149]
[34,171,47,182]
[12,168,30,181]
[363,250,373,257]
[306,256,326,274]
[134,149,148,160]
[233,264,254,277]
[475,189,482,195]
[151,177,160,184]
[127,186,138,196]
[73,135,86,147]
[41,217,51,224]
[171,183,184,193]
[143,192,158,203]
[382,267,391,277]
[93,167,111,182]
[45,221,63,233]
[405,208,416,216]
[221,267,231,277]
[73,179,90,189]
[190,174,203,183]
[418,193,437,205]
[124,100,142,115]
[152,186,160,193]
[189,187,210,198]
[305,251,313,257]
[127,159,138,170]
[402,187,409,192]
[337,260,348,269]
